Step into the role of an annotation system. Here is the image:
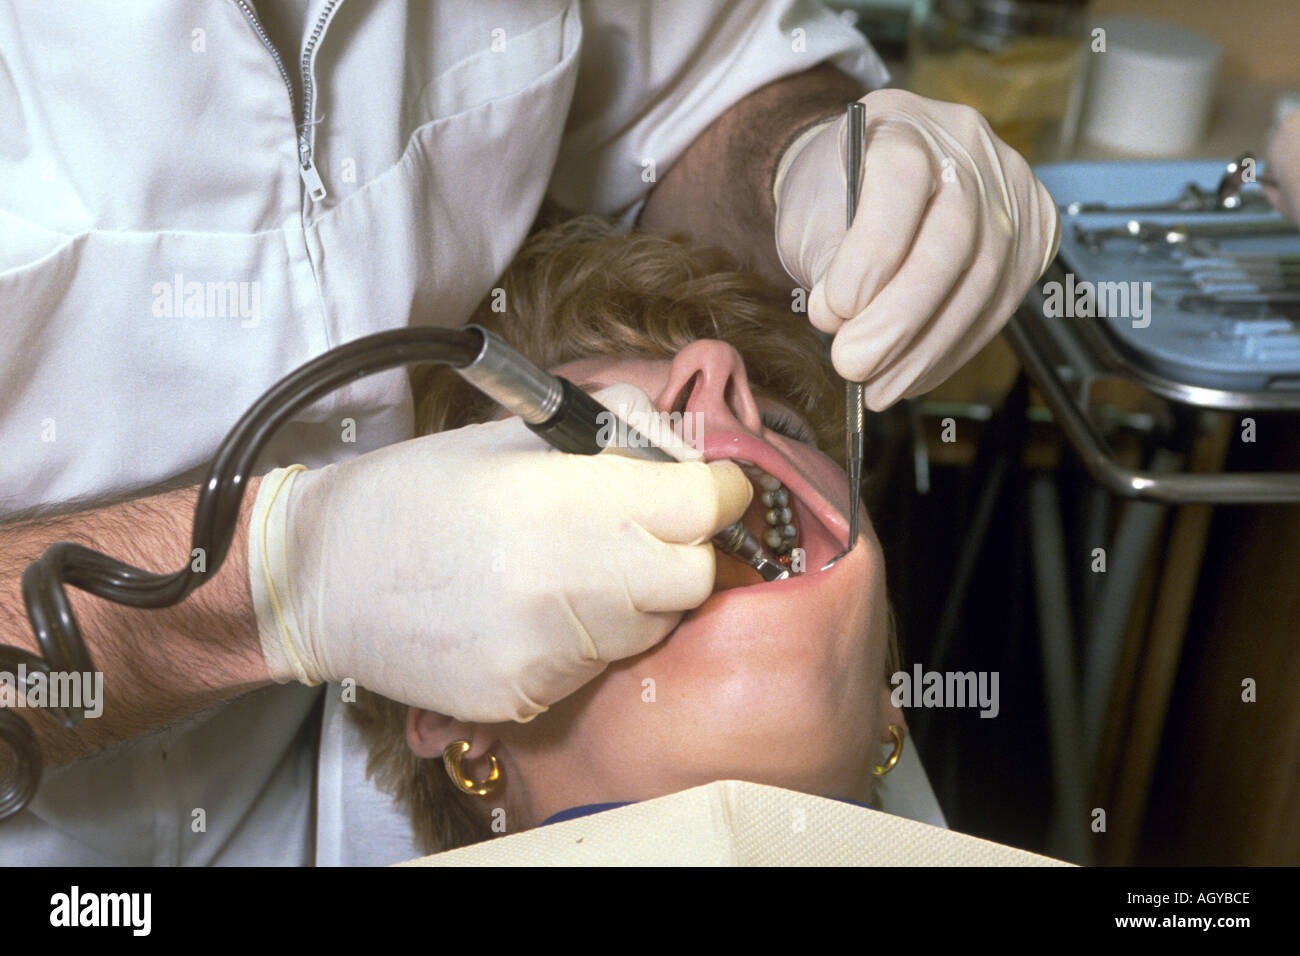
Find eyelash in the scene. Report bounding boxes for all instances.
[761,410,814,444]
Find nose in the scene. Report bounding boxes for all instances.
[657,340,764,437]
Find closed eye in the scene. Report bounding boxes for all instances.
[760,408,816,444]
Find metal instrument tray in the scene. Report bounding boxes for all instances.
[1036,159,1300,398]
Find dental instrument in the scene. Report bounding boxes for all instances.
[1073,217,1297,253]
[2,323,787,820]
[1062,153,1269,215]
[822,101,867,571]
[454,328,789,583]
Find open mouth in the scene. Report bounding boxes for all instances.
[701,432,849,590]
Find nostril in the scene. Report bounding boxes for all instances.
[663,340,764,433]
[669,373,699,417]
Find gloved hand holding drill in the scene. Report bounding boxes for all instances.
[248,386,751,723]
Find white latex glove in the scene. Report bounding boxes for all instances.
[1262,110,1300,223]
[775,88,1061,410]
[247,386,751,722]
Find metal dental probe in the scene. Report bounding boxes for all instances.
[822,101,867,572]
[456,326,790,582]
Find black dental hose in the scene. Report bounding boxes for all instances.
[0,326,491,821]
[0,323,779,821]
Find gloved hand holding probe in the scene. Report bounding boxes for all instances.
[774,88,1061,411]
[247,396,751,723]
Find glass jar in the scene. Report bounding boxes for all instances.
[908,0,1091,163]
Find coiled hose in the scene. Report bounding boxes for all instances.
[0,327,483,821]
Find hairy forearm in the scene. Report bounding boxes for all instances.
[640,63,866,285]
[0,480,270,764]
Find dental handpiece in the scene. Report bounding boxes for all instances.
[456,325,790,582]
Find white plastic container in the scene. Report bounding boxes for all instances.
[1081,16,1221,156]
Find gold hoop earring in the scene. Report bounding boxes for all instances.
[442,739,502,796]
[873,724,904,777]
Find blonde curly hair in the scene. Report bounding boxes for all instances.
[348,216,897,855]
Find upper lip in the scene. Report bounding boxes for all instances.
[700,431,849,547]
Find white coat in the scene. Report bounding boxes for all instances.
[0,0,887,864]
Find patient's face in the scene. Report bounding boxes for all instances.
[409,340,901,825]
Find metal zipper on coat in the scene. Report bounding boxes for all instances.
[231,0,343,202]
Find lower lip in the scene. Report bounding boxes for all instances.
[690,540,853,625]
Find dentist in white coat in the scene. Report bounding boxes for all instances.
[0,0,1056,864]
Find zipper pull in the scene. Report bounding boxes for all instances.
[299,156,327,202]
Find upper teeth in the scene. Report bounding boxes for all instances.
[737,463,798,556]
